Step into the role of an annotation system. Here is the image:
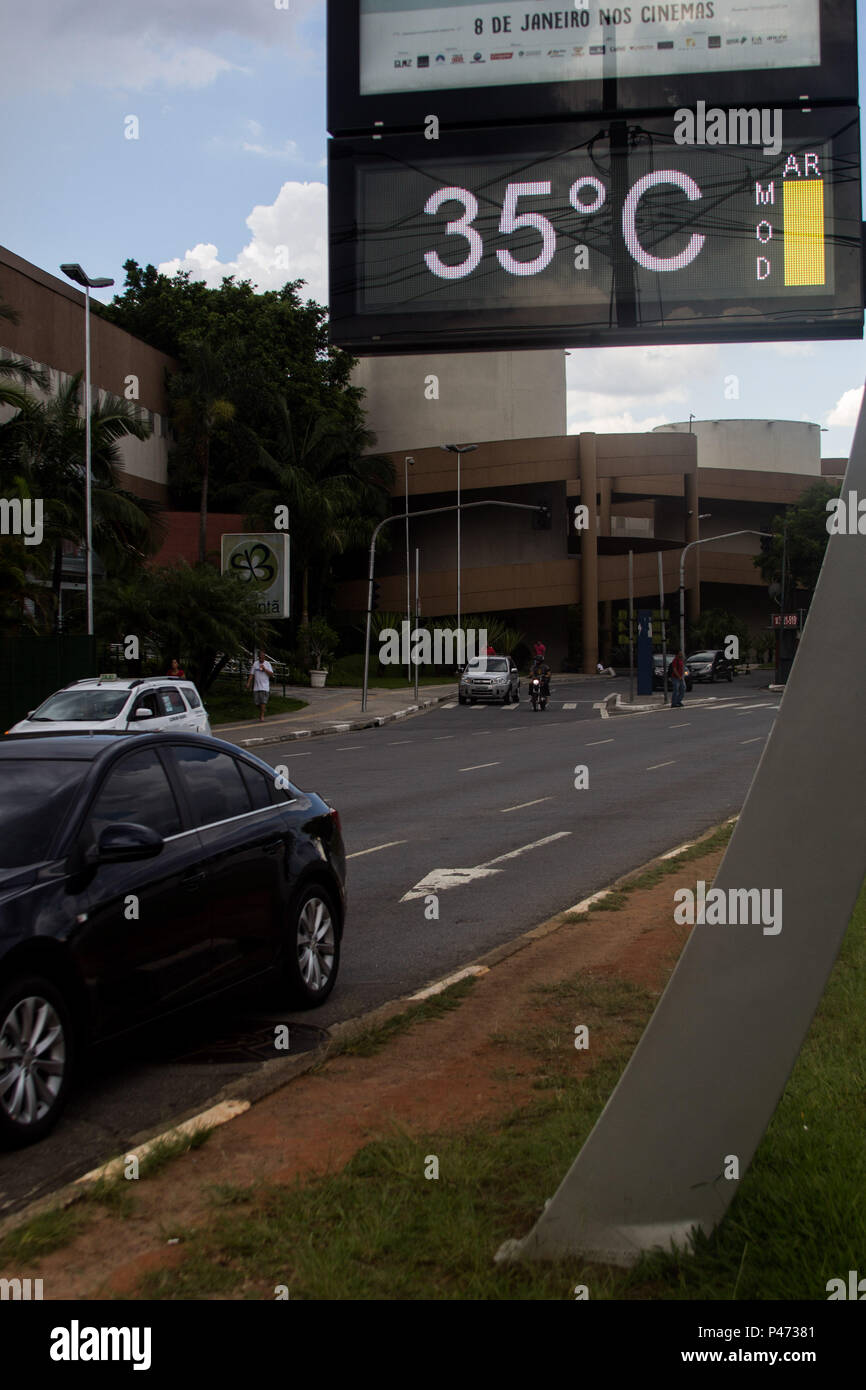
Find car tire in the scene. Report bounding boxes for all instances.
[0,976,74,1149]
[281,882,341,1009]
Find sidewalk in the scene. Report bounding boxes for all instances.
[213,682,456,749]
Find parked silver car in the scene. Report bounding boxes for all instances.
[458,655,520,705]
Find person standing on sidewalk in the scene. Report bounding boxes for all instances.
[246,649,274,723]
[670,650,686,708]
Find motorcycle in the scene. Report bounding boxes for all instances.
[530,675,548,711]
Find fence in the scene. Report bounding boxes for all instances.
[0,635,97,732]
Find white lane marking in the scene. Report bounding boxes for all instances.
[670,722,691,728]
[459,761,500,771]
[388,739,413,745]
[408,965,489,1001]
[400,831,571,901]
[587,738,614,746]
[647,760,675,770]
[347,839,408,859]
[740,737,764,745]
[339,745,364,750]
[433,735,454,740]
[563,702,577,709]
[501,797,553,813]
[484,831,571,867]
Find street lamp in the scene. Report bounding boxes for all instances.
[440,443,477,632]
[60,263,115,638]
[404,456,415,682]
[679,530,772,657]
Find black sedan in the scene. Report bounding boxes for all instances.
[686,649,736,683]
[0,732,346,1147]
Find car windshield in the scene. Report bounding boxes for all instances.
[687,652,717,662]
[0,760,88,867]
[466,658,508,672]
[29,689,130,722]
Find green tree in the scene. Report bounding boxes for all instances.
[2,375,163,631]
[753,481,840,601]
[244,399,394,626]
[96,562,271,693]
[687,608,749,657]
[168,341,237,563]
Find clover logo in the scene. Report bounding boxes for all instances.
[228,541,277,589]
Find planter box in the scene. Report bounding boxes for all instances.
[309,669,327,688]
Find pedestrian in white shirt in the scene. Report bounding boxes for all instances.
[246,649,274,722]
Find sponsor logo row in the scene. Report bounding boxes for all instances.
[395,35,789,67]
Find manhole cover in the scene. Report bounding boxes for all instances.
[171,1021,329,1065]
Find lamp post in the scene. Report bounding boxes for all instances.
[404,456,414,682]
[441,443,477,632]
[679,530,773,657]
[60,263,115,637]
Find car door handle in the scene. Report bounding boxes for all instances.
[261,838,283,854]
[181,870,206,891]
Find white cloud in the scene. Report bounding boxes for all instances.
[564,343,720,399]
[158,180,328,302]
[241,139,300,160]
[826,386,864,429]
[567,406,672,435]
[0,1,320,94]
[749,341,816,358]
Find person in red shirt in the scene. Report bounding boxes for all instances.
[670,650,686,708]
[166,658,185,678]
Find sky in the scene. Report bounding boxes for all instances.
[2,0,865,458]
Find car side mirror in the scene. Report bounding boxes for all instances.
[84,822,164,866]
[133,708,153,720]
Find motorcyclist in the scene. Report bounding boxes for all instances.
[530,654,551,698]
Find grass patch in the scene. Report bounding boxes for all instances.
[136,1126,215,1180]
[326,975,478,1060]
[206,687,306,725]
[123,876,866,1301]
[0,1204,92,1265]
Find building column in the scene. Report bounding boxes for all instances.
[685,470,701,635]
[579,433,599,674]
[599,477,612,662]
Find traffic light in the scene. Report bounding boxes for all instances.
[533,504,552,530]
[370,580,381,612]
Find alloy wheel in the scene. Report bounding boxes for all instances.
[296,895,336,995]
[0,994,66,1128]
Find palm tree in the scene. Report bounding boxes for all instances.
[4,374,164,631]
[169,341,237,563]
[245,397,394,627]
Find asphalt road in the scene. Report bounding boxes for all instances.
[0,673,779,1218]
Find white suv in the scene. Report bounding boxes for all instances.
[8,675,212,737]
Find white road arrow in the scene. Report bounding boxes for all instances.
[400,832,572,902]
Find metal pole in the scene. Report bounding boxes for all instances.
[361,529,378,714]
[658,549,668,705]
[778,516,788,684]
[84,284,93,636]
[413,547,420,704]
[628,549,634,704]
[405,457,411,685]
[361,500,547,713]
[457,452,461,634]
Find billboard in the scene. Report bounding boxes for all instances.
[220,533,291,618]
[328,106,863,354]
[328,0,857,132]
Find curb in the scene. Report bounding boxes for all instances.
[0,815,737,1245]
[219,694,455,750]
